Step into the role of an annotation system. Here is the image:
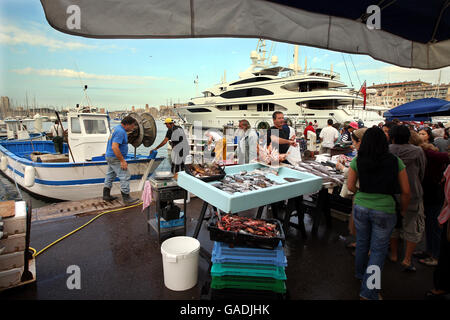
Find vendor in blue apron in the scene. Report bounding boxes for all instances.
[103,116,139,205]
[151,118,188,173]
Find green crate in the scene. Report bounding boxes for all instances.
[211,263,286,280]
[211,276,286,294]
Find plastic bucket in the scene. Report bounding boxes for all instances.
[160,236,200,291]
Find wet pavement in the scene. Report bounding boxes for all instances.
[0,197,434,300]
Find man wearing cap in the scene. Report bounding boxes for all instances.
[151,118,188,173]
[341,122,359,144]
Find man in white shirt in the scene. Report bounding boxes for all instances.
[319,119,339,154]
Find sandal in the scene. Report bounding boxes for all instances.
[413,251,431,259]
[419,257,438,267]
[401,262,416,272]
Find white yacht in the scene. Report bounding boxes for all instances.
[176,40,385,131]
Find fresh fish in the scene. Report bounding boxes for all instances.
[284,177,301,182]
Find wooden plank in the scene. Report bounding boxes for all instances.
[0,258,36,292]
[32,191,142,221]
[0,201,16,218]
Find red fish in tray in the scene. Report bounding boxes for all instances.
[216,214,279,238]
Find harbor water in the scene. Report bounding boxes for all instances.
[0,120,171,208]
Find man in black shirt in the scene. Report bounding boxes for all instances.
[151,118,188,173]
[267,111,297,156]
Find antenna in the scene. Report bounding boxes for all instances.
[194,75,199,96]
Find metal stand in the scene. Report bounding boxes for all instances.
[192,201,217,260]
[147,184,187,244]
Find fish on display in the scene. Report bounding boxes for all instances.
[210,168,302,194]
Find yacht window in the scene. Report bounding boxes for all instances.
[83,119,107,134]
[230,77,272,85]
[239,105,247,110]
[257,103,274,112]
[187,108,212,112]
[71,117,81,134]
[220,88,273,99]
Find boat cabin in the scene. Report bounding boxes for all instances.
[67,112,111,162]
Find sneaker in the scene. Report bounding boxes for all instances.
[419,257,438,267]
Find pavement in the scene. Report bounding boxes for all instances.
[0,197,435,300]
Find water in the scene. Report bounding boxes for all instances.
[0,120,170,208]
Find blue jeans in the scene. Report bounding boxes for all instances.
[353,204,397,300]
[104,157,131,194]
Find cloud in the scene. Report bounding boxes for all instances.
[358,65,450,83]
[0,24,100,51]
[11,67,168,83]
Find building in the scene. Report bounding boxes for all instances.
[1,96,11,117]
[367,81,449,108]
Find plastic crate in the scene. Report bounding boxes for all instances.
[211,263,286,280]
[211,276,286,293]
[208,216,285,249]
[155,212,184,228]
[212,241,287,267]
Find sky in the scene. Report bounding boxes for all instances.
[1,0,449,112]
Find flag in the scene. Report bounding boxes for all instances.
[360,81,367,109]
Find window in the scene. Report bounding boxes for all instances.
[187,108,212,112]
[220,88,273,99]
[239,105,247,110]
[71,117,81,133]
[83,119,107,134]
[225,106,232,111]
[257,103,274,112]
[230,77,272,85]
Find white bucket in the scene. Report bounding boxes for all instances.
[160,236,200,291]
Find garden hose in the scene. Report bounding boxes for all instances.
[30,201,143,258]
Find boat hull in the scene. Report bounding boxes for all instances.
[0,141,162,201]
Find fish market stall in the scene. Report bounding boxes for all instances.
[178,163,322,214]
[177,163,323,242]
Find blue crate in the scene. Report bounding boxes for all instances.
[155,212,184,228]
[212,241,287,267]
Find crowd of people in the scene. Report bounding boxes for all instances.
[338,119,450,300]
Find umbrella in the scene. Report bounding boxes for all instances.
[384,98,450,121]
[39,0,450,70]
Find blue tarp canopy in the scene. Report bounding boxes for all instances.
[384,98,450,121]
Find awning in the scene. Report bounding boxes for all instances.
[39,0,450,70]
[384,98,450,121]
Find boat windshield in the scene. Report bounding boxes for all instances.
[83,119,107,134]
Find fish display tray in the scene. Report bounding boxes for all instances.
[208,216,285,249]
[211,241,287,266]
[211,263,286,280]
[177,163,323,213]
[211,276,286,293]
[184,164,226,182]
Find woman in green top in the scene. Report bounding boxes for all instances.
[347,126,410,300]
